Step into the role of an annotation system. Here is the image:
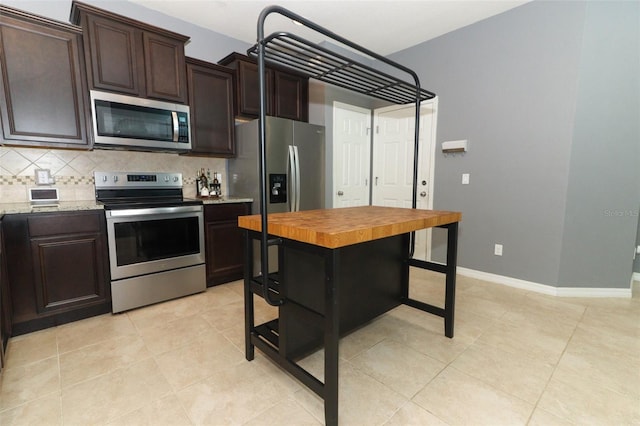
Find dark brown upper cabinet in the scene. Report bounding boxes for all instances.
[219,53,308,122]
[70,1,189,104]
[273,69,309,122]
[0,6,91,148]
[185,58,236,157]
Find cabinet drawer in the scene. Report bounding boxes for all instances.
[205,203,250,222]
[28,212,102,237]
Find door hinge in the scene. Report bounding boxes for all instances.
[376,125,379,134]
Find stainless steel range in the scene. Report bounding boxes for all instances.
[95,171,205,313]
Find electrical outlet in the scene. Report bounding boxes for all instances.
[494,244,503,256]
[462,173,470,185]
[35,169,54,185]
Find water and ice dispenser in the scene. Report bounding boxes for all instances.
[269,174,287,204]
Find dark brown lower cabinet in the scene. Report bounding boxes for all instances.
[3,211,111,336]
[205,203,251,286]
[279,234,406,359]
[0,219,9,373]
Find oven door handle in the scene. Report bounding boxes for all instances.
[106,205,202,218]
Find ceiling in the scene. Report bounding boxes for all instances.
[128,0,530,55]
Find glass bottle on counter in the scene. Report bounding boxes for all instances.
[195,169,201,194]
[211,172,221,197]
[197,168,209,196]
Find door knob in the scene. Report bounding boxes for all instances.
[420,191,427,197]
[337,191,344,196]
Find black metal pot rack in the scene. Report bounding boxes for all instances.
[243,6,456,426]
[246,32,436,105]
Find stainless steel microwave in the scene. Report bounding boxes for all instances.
[90,90,191,152]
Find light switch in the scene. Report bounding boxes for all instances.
[462,173,470,185]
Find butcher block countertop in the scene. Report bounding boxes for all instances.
[237,206,462,249]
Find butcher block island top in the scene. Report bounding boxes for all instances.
[237,206,462,249]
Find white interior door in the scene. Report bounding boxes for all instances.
[372,101,438,260]
[332,102,371,207]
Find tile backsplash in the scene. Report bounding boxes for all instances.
[0,146,227,203]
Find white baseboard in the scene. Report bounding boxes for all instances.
[456,267,632,298]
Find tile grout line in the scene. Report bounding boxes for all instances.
[410,297,549,424]
[56,325,65,426]
[523,304,587,425]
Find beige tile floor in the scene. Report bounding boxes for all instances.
[1,269,638,425]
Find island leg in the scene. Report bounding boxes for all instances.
[444,222,458,338]
[324,249,340,426]
[244,230,255,361]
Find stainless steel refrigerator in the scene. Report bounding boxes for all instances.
[228,116,326,273]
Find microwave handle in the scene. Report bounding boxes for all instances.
[171,111,179,142]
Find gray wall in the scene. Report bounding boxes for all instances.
[390,1,639,289]
[635,216,640,274]
[0,0,250,63]
[557,1,640,288]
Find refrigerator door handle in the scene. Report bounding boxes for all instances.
[293,145,301,211]
[287,145,296,212]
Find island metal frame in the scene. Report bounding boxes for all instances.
[243,6,458,425]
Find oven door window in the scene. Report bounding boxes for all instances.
[113,216,200,266]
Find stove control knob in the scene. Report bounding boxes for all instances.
[164,176,170,182]
[113,176,118,182]
[102,176,107,182]
[173,176,179,182]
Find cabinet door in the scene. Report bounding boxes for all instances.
[84,14,143,96]
[3,212,111,335]
[0,12,90,148]
[206,221,245,286]
[30,233,109,314]
[274,70,309,122]
[186,59,235,156]
[143,32,187,103]
[73,3,189,103]
[205,203,250,286]
[236,59,273,117]
[0,221,9,371]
